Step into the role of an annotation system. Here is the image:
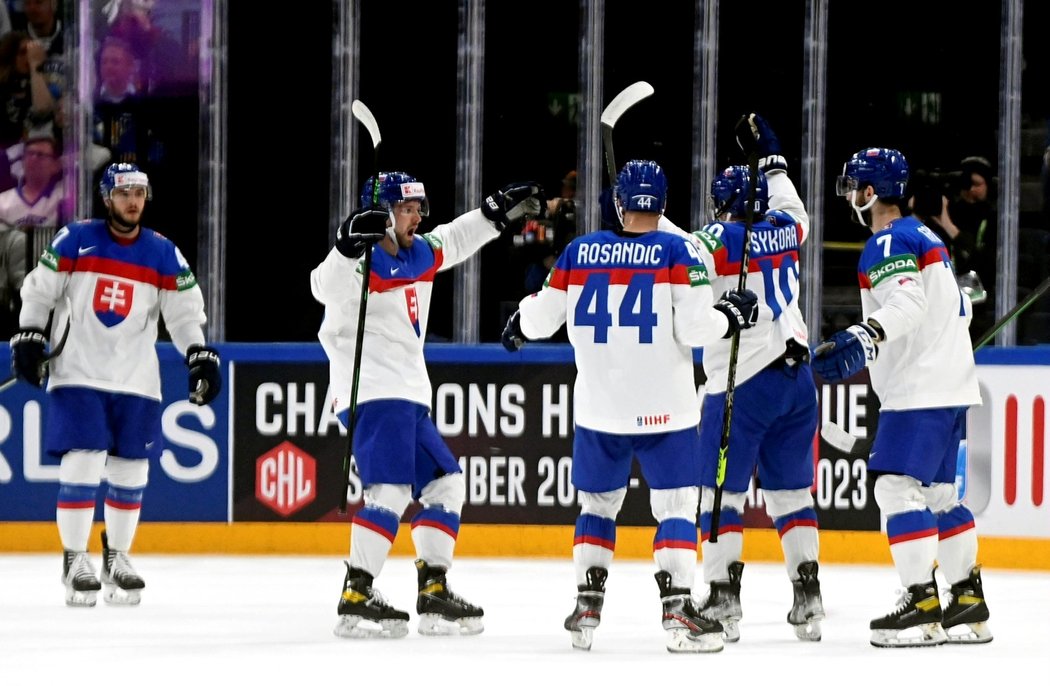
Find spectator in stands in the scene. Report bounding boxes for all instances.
[96,36,140,103]
[101,0,197,97]
[0,31,56,149]
[0,126,65,338]
[11,0,64,107]
[947,156,996,337]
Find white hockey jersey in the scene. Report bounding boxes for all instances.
[517,228,731,435]
[311,208,499,414]
[662,171,810,393]
[19,218,208,399]
[856,215,981,410]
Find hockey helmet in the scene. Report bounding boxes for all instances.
[708,165,769,220]
[836,148,909,199]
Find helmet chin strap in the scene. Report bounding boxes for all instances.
[385,208,397,243]
[849,190,878,227]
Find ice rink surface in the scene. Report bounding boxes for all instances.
[1,555,1046,683]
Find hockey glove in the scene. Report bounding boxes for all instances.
[501,310,528,352]
[186,344,222,405]
[812,323,878,382]
[714,289,759,338]
[734,113,787,174]
[481,182,545,231]
[10,327,48,387]
[336,208,388,258]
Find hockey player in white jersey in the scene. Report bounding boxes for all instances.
[312,171,543,639]
[10,162,221,607]
[813,148,991,647]
[674,114,823,643]
[503,160,760,654]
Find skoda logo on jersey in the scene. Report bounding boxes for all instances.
[93,277,134,327]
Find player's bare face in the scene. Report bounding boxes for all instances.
[108,186,147,233]
[392,201,423,248]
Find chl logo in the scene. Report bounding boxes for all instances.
[93,278,133,327]
[256,440,317,517]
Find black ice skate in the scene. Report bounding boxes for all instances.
[942,565,992,644]
[787,560,825,641]
[655,571,724,653]
[698,561,743,642]
[62,550,101,607]
[333,563,409,639]
[564,566,607,651]
[100,530,145,606]
[870,577,946,648]
[415,559,484,636]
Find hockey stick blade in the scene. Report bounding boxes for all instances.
[600,81,654,128]
[820,421,865,455]
[351,100,382,151]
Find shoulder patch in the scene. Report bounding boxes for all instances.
[692,229,724,253]
[866,253,919,287]
[423,233,443,249]
[175,269,198,291]
[687,263,710,287]
[40,246,59,271]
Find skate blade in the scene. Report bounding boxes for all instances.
[333,615,409,639]
[793,620,822,641]
[65,588,98,608]
[720,618,740,642]
[568,627,595,650]
[870,623,947,648]
[665,627,724,654]
[944,621,993,644]
[102,584,142,606]
[417,613,484,636]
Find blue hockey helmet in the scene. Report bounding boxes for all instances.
[836,148,909,199]
[359,171,429,216]
[615,160,667,214]
[708,165,768,220]
[99,162,152,201]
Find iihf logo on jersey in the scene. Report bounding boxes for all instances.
[636,413,671,427]
[404,286,421,337]
[93,277,133,327]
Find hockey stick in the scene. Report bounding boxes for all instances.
[0,314,71,393]
[600,81,654,188]
[337,99,383,515]
[709,124,759,543]
[972,273,1050,352]
[819,273,1050,455]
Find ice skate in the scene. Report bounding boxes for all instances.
[870,577,946,648]
[415,559,484,636]
[563,566,607,651]
[333,563,409,639]
[63,550,101,608]
[655,571,724,653]
[100,530,145,606]
[698,561,743,642]
[787,560,824,641]
[942,565,992,644]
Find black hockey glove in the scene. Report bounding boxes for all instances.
[10,327,48,387]
[501,310,528,352]
[713,289,759,338]
[481,181,545,231]
[186,344,221,405]
[734,113,787,174]
[335,208,388,259]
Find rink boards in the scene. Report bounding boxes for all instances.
[0,343,1047,569]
